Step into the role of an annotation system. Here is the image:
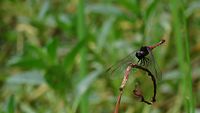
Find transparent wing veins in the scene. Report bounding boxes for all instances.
[106,50,137,75]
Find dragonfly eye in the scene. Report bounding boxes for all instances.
[135,51,144,59]
[140,51,144,54]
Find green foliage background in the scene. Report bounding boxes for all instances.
[0,0,199,113]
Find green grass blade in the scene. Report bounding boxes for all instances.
[6,95,15,113]
[77,0,88,113]
[171,0,194,113]
[72,69,102,113]
[63,38,87,72]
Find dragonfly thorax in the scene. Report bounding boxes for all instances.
[135,46,149,60]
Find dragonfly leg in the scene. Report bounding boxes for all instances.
[141,59,144,66]
[144,57,150,66]
[140,58,144,66]
[143,58,147,66]
[137,59,141,65]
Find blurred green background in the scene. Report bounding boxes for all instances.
[0,0,199,113]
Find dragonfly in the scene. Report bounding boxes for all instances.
[107,39,165,81]
[107,39,166,113]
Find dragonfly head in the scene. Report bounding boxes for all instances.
[135,46,149,59]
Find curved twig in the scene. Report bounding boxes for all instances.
[131,64,157,103]
[113,63,157,113]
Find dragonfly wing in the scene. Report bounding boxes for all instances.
[146,47,162,81]
[106,50,137,76]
